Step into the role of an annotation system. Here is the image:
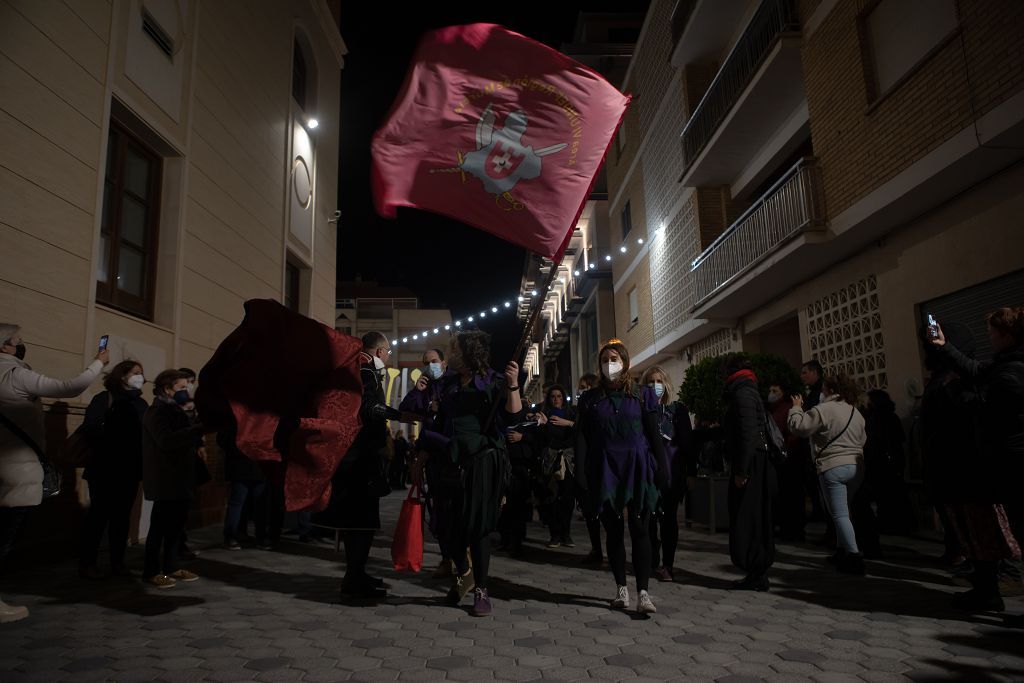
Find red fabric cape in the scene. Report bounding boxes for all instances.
[196,299,363,512]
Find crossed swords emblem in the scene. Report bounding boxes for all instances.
[431,102,568,211]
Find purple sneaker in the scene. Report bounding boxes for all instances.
[470,587,492,617]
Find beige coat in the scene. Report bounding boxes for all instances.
[0,354,103,507]
[787,394,866,474]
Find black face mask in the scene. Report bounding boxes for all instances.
[14,344,26,361]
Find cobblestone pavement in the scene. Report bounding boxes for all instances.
[2,493,1022,682]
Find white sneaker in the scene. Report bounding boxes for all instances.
[612,585,630,609]
[637,590,656,614]
[0,597,29,623]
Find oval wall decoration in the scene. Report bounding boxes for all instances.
[292,156,312,209]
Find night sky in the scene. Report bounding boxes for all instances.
[335,3,642,364]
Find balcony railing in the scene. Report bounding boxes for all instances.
[670,0,698,47]
[690,158,824,307]
[680,0,799,169]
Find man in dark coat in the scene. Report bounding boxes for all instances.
[333,331,405,598]
[724,355,776,591]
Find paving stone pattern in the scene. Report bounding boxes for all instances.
[2,494,1022,682]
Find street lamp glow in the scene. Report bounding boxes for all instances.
[531,289,538,296]
[604,255,612,262]
[402,337,408,343]
[480,311,486,318]
[455,321,462,327]
[620,245,627,253]
[503,301,511,308]
[491,306,498,313]
[433,328,439,334]
[444,324,450,330]
[306,118,319,130]
[412,334,418,340]
[589,263,596,270]
[574,270,580,276]
[517,295,524,302]
[637,237,644,245]
[468,316,474,322]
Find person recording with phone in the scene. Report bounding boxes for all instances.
[0,325,109,622]
[928,307,1024,612]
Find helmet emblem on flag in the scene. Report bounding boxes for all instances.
[432,102,567,208]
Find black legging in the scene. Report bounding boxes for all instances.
[601,507,652,592]
[650,488,682,570]
[343,530,373,580]
[548,478,575,542]
[452,536,490,589]
[80,477,138,569]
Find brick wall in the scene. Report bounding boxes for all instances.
[804,0,1024,218]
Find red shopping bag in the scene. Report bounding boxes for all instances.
[391,484,424,572]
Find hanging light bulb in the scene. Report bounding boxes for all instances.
[444,324,450,330]
[620,245,627,253]
[604,255,612,262]
[574,270,580,276]
[402,337,408,343]
[433,328,439,334]
[517,295,524,302]
[589,263,596,270]
[637,237,644,245]
[413,334,419,340]
[491,306,498,313]
[480,311,487,318]
[531,290,538,296]
[503,302,511,308]
[468,316,474,322]
[455,321,462,327]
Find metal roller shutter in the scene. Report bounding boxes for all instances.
[921,269,1024,363]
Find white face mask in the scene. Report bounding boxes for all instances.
[602,361,624,381]
[767,391,781,404]
[427,362,443,379]
[186,381,196,397]
[650,381,665,398]
[373,355,386,370]
[819,392,827,403]
[127,374,145,390]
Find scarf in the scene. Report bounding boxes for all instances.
[726,369,758,385]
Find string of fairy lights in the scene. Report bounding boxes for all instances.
[390,232,652,349]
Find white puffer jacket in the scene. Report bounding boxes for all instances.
[0,353,103,507]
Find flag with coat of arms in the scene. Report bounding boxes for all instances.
[371,23,630,260]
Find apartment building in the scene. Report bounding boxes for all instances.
[1,0,345,538]
[602,0,1023,434]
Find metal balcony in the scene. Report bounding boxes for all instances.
[690,158,824,307]
[680,0,799,170]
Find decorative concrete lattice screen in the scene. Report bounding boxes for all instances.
[651,195,700,341]
[806,275,887,389]
[692,328,733,364]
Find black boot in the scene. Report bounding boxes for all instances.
[837,552,865,576]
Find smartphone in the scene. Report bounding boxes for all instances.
[926,314,939,340]
[98,335,109,352]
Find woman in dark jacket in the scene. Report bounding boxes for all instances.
[79,360,148,579]
[418,331,523,617]
[641,366,693,583]
[723,354,776,591]
[932,307,1024,611]
[142,370,205,589]
[575,340,668,614]
[539,384,578,548]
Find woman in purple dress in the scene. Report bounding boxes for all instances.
[575,340,668,614]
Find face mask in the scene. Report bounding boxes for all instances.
[649,381,665,398]
[427,362,443,380]
[819,392,827,403]
[602,361,624,381]
[172,389,191,405]
[767,392,781,404]
[373,355,386,370]
[127,374,145,391]
[186,382,196,397]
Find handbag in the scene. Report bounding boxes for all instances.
[391,483,424,572]
[0,411,61,499]
[65,392,112,468]
[818,406,856,457]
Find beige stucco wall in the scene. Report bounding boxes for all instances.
[0,0,343,404]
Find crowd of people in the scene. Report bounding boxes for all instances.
[0,304,1021,623]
